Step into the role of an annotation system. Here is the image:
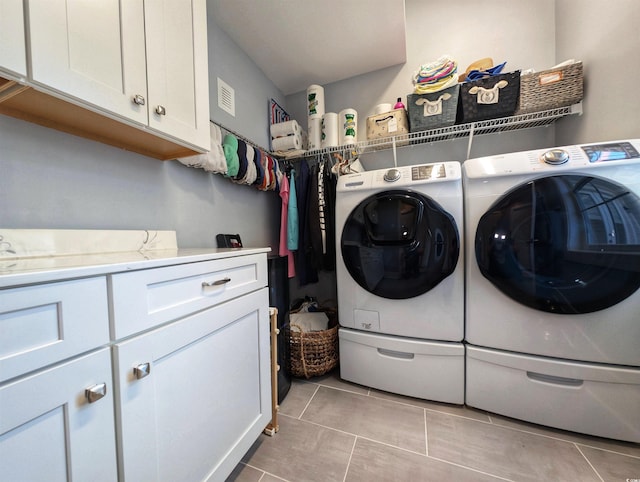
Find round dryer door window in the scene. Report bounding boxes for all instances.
[341,190,459,299]
[475,174,640,314]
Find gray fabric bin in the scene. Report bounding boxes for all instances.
[407,84,460,132]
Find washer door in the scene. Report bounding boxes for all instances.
[476,174,640,313]
[341,190,459,299]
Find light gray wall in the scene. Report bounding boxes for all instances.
[555,0,640,145]
[0,3,282,251]
[207,3,288,149]
[286,0,558,169]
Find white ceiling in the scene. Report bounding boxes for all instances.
[209,0,407,95]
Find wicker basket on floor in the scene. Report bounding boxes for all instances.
[286,309,339,379]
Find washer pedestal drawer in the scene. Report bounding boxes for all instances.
[466,345,640,443]
[338,328,464,404]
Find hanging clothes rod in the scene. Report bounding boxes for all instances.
[211,120,272,155]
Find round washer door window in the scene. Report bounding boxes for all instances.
[475,174,640,314]
[341,190,459,299]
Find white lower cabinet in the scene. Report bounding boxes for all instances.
[0,348,118,482]
[1,249,271,482]
[113,288,271,482]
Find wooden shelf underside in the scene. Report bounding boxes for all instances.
[0,78,199,160]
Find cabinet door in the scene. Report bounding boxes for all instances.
[145,0,211,150]
[0,348,117,482]
[114,288,270,482]
[0,0,26,77]
[27,0,148,125]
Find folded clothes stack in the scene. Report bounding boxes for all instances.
[413,55,459,94]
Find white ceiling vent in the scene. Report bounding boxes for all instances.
[217,78,235,116]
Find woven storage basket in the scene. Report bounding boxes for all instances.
[287,310,339,379]
[458,71,521,123]
[516,61,583,114]
[407,84,460,132]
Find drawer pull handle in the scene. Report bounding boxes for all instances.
[377,348,415,360]
[202,277,231,287]
[134,362,151,379]
[526,371,583,387]
[85,383,107,403]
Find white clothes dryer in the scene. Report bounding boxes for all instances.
[463,140,640,442]
[336,162,464,403]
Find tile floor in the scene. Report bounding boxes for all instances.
[227,369,640,482]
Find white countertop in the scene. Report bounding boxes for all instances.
[0,247,271,288]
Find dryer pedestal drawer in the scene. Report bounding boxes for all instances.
[466,346,640,443]
[338,328,464,404]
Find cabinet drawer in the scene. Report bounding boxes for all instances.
[110,253,267,339]
[0,277,110,383]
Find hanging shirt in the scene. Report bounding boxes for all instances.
[296,159,318,286]
[279,174,296,278]
[287,169,299,251]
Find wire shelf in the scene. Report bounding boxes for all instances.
[280,103,582,160]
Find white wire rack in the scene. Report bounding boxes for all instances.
[282,103,582,161]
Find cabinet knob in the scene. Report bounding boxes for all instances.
[85,383,107,403]
[132,94,146,106]
[155,105,166,116]
[202,277,231,288]
[134,362,151,379]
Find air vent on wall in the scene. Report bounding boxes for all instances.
[217,78,235,116]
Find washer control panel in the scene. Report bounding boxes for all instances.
[411,163,447,180]
[383,168,401,182]
[338,161,461,192]
[581,141,639,163]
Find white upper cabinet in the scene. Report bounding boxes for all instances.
[145,0,210,150]
[0,0,27,78]
[28,0,148,126]
[26,0,210,152]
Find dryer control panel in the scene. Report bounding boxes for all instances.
[464,139,640,179]
[581,141,639,163]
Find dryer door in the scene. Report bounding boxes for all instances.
[475,174,640,313]
[341,190,459,299]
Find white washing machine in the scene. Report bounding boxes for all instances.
[336,162,464,403]
[463,139,640,443]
